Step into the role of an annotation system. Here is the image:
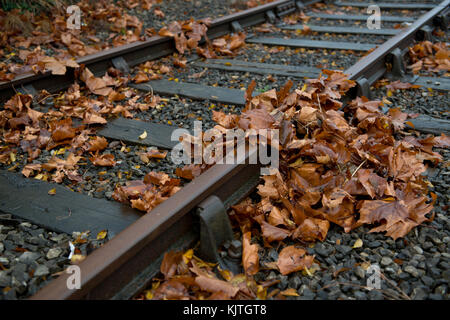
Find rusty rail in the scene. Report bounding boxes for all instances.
[0,0,320,102]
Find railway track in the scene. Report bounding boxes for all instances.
[0,0,448,300]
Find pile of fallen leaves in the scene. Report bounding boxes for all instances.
[144,70,449,299]
[137,247,310,300]
[0,64,160,183]
[408,41,450,75]
[0,0,250,81]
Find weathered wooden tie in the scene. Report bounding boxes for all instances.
[247,37,377,51]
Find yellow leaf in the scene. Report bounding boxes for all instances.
[303,266,313,276]
[182,249,194,265]
[280,288,299,297]
[219,267,233,282]
[144,290,153,300]
[353,239,363,249]
[56,148,66,155]
[9,153,16,163]
[257,285,267,300]
[387,90,393,97]
[34,173,44,180]
[96,230,108,240]
[139,131,147,140]
[48,188,56,195]
[301,83,307,92]
[71,254,86,264]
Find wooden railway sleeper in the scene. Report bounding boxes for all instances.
[196,195,242,275]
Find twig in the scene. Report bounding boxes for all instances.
[350,159,367,179]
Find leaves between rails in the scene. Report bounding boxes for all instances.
[145,69,448,300]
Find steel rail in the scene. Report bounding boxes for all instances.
[345,0,449,84]
[0,0,320,102]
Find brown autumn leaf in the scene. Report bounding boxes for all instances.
[212,110,239,129]
[175,164,205,180]
[83,112,107,125]
[132,71,150,84]
[276,246,314,275]
[80,67,113,96]
[260,221,290,242]
[160,251,183,279]
[242,232,259,276]
[50,118,77,142]
[292,217,330,242]
[195,275,239,297]
[357,193,434,240]
[357,169,388,199]
[237,108,275,130]
[86,136,108,152]
[89,152,116,167]
[385,80,421,91]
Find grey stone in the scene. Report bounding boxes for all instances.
[404,266,419,278]
[368,290,384,300]
[421,275,434,287]
[381,257,393,267]
[412,287,428,300]
[354,291,367,300]
[0,270,11,287]
[429,293,443,300]
[0,242,3,254]
[434,285,447,296]
[18,251,40,264]
[11,276,27,295]
[0,256,9,267]
[50,234,65,243]
[46,247,62,260]
[354,266,365,279]
[34,265,49,277]
[337,245,352,255]
[442,270,450,281]
[413,246,423,255]
[288,276,302,289]
[368,241,382,248]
